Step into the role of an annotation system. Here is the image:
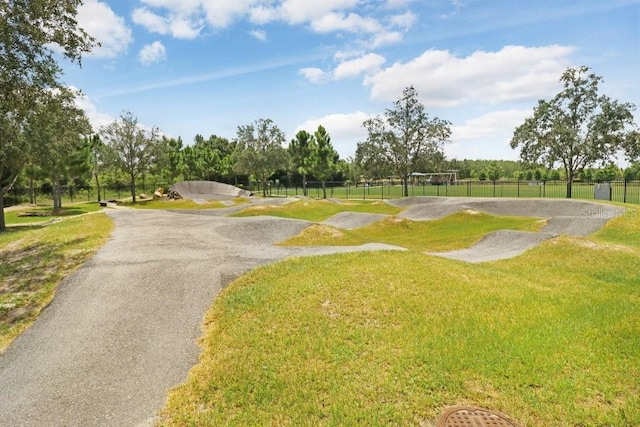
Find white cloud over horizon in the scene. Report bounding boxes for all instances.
[73,91,116,132]
[333,53,386,80]
[364,45,576,107]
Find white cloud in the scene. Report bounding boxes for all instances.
[169,16,203,38]
[452,109,531,141]
[444,109,532,160]
[201,0,254,28]
[132,8,168,34]
[385,0,409,7]
[389,11,416,30]
[333,53,386,80]
[249,5,279,24]
[132,7,202,39]
[277,0,362,25]
[249,29,268,41]
[311,12,382,34]
[364,45,575,107]
[333,50,363,62]
[131,0,401,43]
[138,41,167,65]
[301,53,386,84]
[295,111,373,159]
[78,0,132,58]
[370,31,403,48]
[299,67,329,84]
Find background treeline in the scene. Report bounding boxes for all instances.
[8,127,640,208]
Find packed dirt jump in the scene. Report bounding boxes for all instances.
[0,194,627,426]
[169,180,252,201]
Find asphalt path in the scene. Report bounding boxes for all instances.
[0,208,402,427]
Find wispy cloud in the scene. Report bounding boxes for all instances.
[101,53,325,98]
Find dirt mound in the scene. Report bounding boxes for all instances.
[169,181,252,201]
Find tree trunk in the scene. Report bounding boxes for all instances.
[322,180,327,199]
[403,177,409,197]
[0,190,6,232]
[29,175,35,205]
[566,175,573,198]
[302,172,307,196]
[95,172,101,203]
[262,178,267,197]
[130,173,137,203]
[52,177,62,214]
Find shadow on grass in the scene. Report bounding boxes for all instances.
[5,204,102,227]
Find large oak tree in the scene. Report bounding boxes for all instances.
[100,112,161,203]
[0,0,95,230]
[511,66,638,198]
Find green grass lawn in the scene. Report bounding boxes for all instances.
[0,212,113,352]
[158,205,640,426]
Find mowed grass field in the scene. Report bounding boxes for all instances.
[158,200,640,427]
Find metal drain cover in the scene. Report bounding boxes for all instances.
[436,406,519,427]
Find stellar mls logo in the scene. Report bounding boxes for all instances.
[581,208,638,219]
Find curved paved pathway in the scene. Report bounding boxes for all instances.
[0,209,402,427]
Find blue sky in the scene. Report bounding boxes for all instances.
[65,0,639,164]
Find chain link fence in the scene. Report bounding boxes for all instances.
[6,179,640,207]
[249,180,640,205]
